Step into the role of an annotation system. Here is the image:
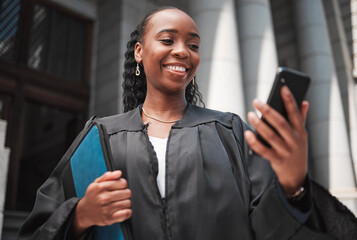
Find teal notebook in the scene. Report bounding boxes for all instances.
[64,122,131,240]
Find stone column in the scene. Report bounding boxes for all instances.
[322,0,357,214]
[340,0,357,184]
[324,0,357,182]
[236,0,278,112]
[0,120,10,239]
[189,0,245,117]
[293,0,356,206]
[347,0,357,185]
[351,0,357,78]
[93,0,123,116]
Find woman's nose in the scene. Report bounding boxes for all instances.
[171,43,189,58]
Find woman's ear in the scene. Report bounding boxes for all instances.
[134,42,143,63]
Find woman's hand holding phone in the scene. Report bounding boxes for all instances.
[244,86,310,197]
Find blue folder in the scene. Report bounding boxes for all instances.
[66,122,131,240]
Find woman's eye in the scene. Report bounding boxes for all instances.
[189,44,199,50]
[160,39,173,44]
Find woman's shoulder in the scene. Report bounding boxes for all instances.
[94,107,145,134]
[175,104,245,129]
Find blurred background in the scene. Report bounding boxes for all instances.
[0,0,356,239]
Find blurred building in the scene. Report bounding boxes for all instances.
[0,0,356,238]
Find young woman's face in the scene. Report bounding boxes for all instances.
[135,9,200,95]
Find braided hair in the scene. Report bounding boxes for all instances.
[122,6,204,112]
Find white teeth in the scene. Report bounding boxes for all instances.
[165,65,186,72]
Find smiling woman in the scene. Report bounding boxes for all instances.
[18,6,357,240]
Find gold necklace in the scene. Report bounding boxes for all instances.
[142,107,181,123]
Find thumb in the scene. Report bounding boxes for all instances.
[94,170,122,183]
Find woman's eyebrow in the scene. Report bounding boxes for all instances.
[157,29,200,39]
[190,32,200,39]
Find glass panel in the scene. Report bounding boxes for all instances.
[0,0,21,61]
[17,100,83,211]
[28,3,86,83]
[27,4,49,70]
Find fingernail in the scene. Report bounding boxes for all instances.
[244,130,252,140]
[247,112,258,123]
[253,99,263,108]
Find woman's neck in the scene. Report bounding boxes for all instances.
[142,91,187,121]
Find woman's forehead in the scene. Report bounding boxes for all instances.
[146,9,199,35]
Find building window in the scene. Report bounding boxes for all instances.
[17,100,83,211]
[28,3,86,83]
[0,0,21,61]
[0,0,92,211]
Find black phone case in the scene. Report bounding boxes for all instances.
[257,67,310,147]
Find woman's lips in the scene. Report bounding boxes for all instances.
[163,65,188,72]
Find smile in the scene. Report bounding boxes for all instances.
[164,65,187,72]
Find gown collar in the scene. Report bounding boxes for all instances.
[99,103,233,135]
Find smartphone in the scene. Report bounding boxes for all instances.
[256,67,311,147]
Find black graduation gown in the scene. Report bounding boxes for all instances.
[18,104,357,240]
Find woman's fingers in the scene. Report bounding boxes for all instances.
[244,130,276,161]
[96,208,133,226]
[78,171,133,227]
[89,178,131,204]
[251,99,297,148]
[247,112,290,157]
[300,100,309,125]
[94,170,122,183]
[109,199,132,210]
[280,86,304,132]
[92,191,132,226]
[100,199,132,223]
[96,178,128,192]
[111,209,133,224]
[97,189,132,206]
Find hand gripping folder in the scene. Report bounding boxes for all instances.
[62,121,132,240]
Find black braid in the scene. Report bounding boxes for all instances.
[122,6,205,112]
[185,80,204,108]
[123,28,147,113]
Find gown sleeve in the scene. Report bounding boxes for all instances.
[231,114,357,240]
[17,117,97,240]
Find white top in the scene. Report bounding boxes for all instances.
[149,136,168,198]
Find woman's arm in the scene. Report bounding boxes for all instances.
[230,91,334,239]
[18,117,132,240]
